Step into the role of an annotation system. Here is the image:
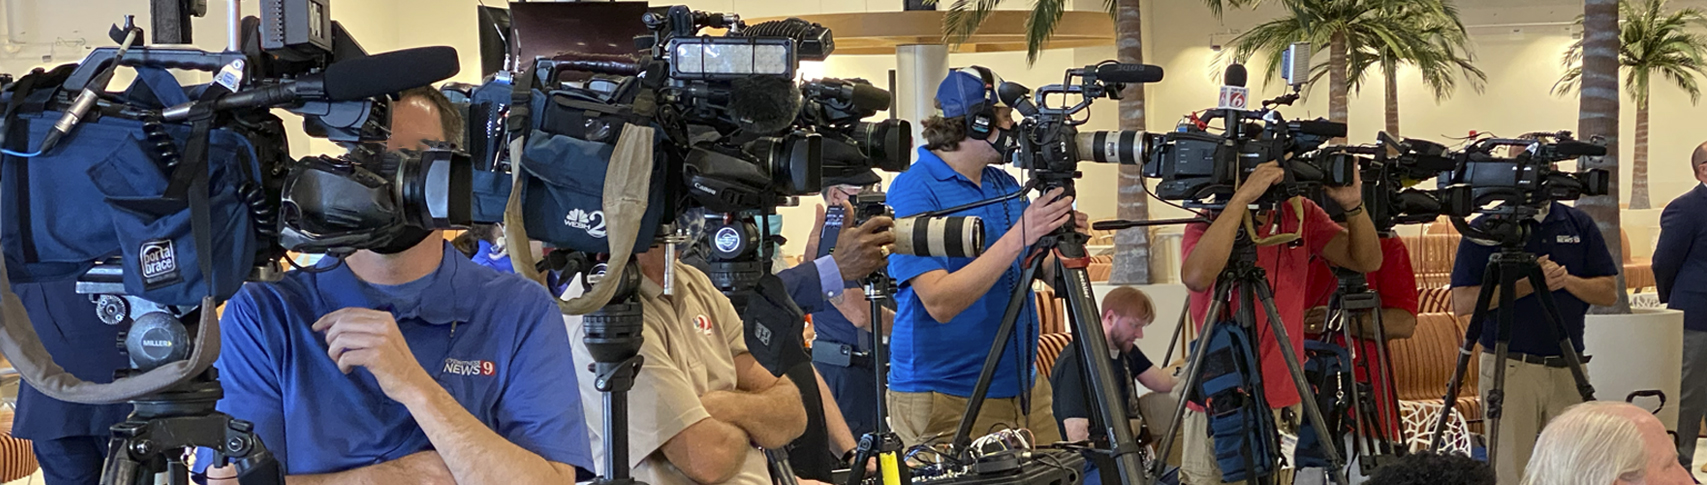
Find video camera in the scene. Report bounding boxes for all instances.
[0,1,468,482]
[1372,131,1609,241]
[1142,58,1353,210]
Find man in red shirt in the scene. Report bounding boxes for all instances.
[1178,161,1384,485]
[1303,233,1419,476]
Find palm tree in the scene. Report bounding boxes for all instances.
[1578,0,1632,312]
[1347,1,1485,137]
[1217,0,1482,139]
[1556,0,1707,210]
[936,0,1159,285]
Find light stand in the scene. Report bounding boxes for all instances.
[1427,218,1595,466]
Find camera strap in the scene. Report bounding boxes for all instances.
[1243,197,1306,247]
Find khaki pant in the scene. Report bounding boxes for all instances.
[1478,352,1588,485]
[1180,405,1299,485]
[887,377,1063,447]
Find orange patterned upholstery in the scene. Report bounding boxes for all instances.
[1626,263,1655,290]
[1402,234,1461,289]
[1037,333,1076,379]
[1417,287,1454,314]
[0,410,36,482]
[1036,288,1068,335]
[1390,313,1482,430]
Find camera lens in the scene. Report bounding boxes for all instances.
[1074,131,1146,164]
[852,119,913,172]
[750,132,823,196]
[396,148,474,229]
[892,216,984,258]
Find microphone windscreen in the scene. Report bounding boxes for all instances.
[1094,63,1165,84]
[323,46,461,101]
[730,76,803,134]
[1225,64,1248,88]
[849,83,892,113]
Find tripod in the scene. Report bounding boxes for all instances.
[581,259,650,485]
[1150,229,1349,485]
[99,369,282,485]
[845,274,907,485]
[1318,269,1402,476]
[947,193,1150,485]
[1427,220,1595,467]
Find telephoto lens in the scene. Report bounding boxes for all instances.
[1074,130,1148,164]
[892,216,984,258]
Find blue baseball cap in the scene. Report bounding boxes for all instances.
[935,66,1004,118]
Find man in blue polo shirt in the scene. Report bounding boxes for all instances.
[885,66,1080,446]
[203,87,593,483]
[10,279,131,484]
[1449,200,1619,484]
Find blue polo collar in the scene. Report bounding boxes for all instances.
[917,147,974,184]
[1542,201,1571,225]
[313,241,477,326]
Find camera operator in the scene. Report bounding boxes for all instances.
[885,67,1081,446]
[799,172,896,454]
[9,279,131,484]
[1178,161,1383,485]
[568,246,810,485]
[1655,141,1707,470]
[1450,199,1619,483]
[202,87,594,484]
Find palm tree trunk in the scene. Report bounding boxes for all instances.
[1112,0,1152,285]
[1579,0,1631,313]
[1633,94,1651,210]
[1384,62,1400,137]
[1330,32,1349,143]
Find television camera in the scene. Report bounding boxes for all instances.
[0,1,469,484]
[1358,131,1609,242]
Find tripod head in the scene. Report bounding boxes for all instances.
[583,260,645,377]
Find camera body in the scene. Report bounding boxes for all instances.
[1144,108,1351,209]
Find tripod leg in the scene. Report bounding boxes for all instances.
[1522,264,1597,402]
[1429,262,1499,452]
[1249,281,1348,485]
[1366,308,1402,456]
[1484,260,1523,472]
[1148,278,1237,484]
[1058,261,1148,485]
[99,437,137,485]
[948,252,1046,455]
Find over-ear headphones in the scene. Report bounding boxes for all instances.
[953,65,1004,140]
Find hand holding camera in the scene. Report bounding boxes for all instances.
[1324,166,1365,211]
[833,200,897,280]
[1231,162,1287,207]
[1014,188,1076,246]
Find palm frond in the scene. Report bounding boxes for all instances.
[1024,0,1068,64]
[937,0,1005,46]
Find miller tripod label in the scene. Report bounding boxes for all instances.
[139,239,181,290]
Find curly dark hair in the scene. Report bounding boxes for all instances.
[1367,452,1496,485]
[922,115,970,152]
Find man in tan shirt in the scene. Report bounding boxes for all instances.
[570,247,809,485]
